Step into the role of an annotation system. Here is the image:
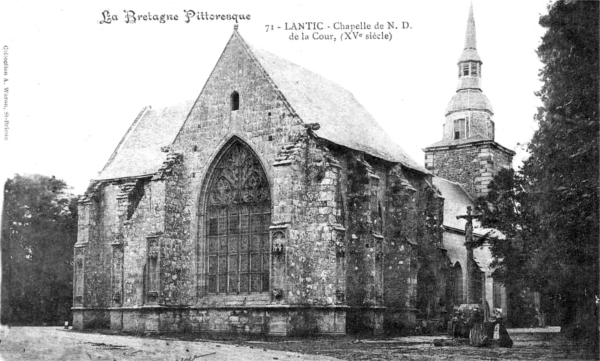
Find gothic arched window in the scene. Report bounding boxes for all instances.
[205,140,270,295]
[453,262,463,304]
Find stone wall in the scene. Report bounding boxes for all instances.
[159,158,195,306]
[342,154,385,333]
[383,166,447,331]
[424,142,513,199]
[73,175,170,329]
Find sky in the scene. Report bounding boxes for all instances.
[0,0,550,195]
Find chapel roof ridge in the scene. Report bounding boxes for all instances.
[93,27,429,182]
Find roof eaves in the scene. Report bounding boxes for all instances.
[427,139,516,156]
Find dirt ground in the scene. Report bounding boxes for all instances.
[0,326,596,361]
[236,327,596,361]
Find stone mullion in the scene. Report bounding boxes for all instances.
[239,207,250,294]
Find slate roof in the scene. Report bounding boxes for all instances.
[446,89,493,116]
[96,101,194,180]
[248,42,427,173]
[458,4,481,63]
[95,31,427,181]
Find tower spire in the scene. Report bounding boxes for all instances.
[464,3,476,50]
[458,3,481,63]
[443,3,493,142]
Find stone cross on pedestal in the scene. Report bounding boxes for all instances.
[457,206,483,304]
[456,206,481,245]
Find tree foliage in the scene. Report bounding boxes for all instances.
[1,174,78,325]
[477,168,545,326]
[479,0,598,346]
[529,0,599,324]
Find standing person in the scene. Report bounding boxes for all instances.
[495,316,513,348]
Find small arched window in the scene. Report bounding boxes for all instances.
[454,118,466,139]
[453,262,463,304]
[230,91,239,111]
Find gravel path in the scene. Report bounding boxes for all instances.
[0,326,595,361]
[0,326,340,361]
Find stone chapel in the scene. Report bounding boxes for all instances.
[73,26,449,335]
[73,5,511,335]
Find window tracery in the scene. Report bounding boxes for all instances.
[206,141,271,294]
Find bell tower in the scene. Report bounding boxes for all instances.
[424,4,514,199]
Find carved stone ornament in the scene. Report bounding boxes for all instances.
[148,238,159,260]
[272,231,285,256]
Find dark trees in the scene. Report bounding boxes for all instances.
[479,0,598,349]
[1,174,78,325]
[530,0,599,327]
[477,168,543,327]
